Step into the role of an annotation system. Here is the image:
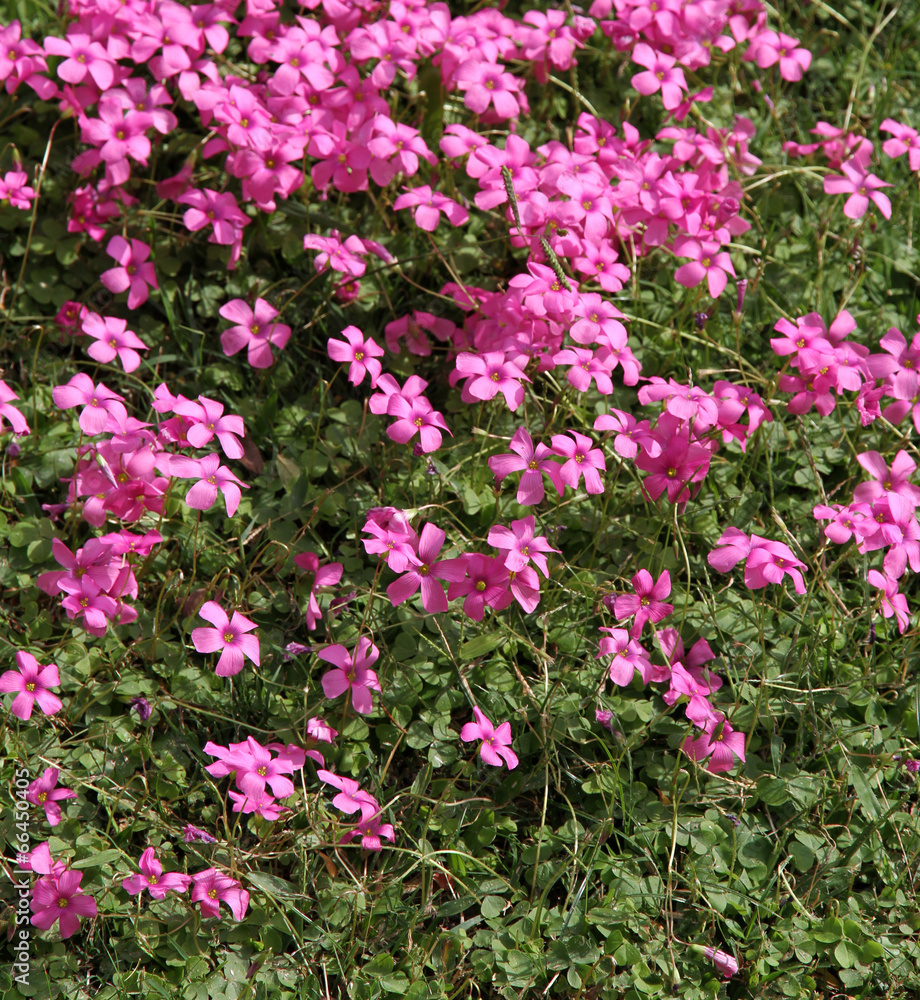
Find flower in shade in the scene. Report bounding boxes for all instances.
[0,651,62,720]
[460,706,518,769]
[26,767,76,826]
[191,601,260,677]
[191,868,249,921]
[122,848,191,899]
[32,868,97,938]
[100,236,158,309]
[697,945,739,978]
[218,298,291,369]
[183,825,217,844]
[338,809,396,851]
[318,638,381,714]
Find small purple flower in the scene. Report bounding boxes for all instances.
[183,824,217,844]
[130,696,152,721]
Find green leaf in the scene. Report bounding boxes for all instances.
[460,632,504,659]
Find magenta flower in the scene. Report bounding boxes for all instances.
[488,515,559,577]
[454,60,527,120]
[191,601,260,677]
[122,848,191,900]
[294,551,344,630]
[317,769,378,815]
[751,30,812,81]
[161,453,247,517]
[339,809,396,851]
[868,569,911,634]
[609,570,674,638]
[386,396,451,453]
[52,373,128,436]
[854,450,920,506]
[81,312,148,373]
[701,946,739,978]
[551,431,606,494]
[318,638,382,715]
[488,428,564,505]
[881,118,920,171]
[219,298,291,369]
[681,714,746,774]
[327,325,385,387]
[393,185,469,231]
[709,529,807,594]
[455,351,531,411]
[32,868,97,939]
[386,522,464,614]
[634,427,710,504]
[460,706,518,769]
[630,43,687,109]
[673,238,736,298]
[0,379,29,435]
[100,237,158,310]
[44,31,115,89]
[444,553,513,622]
[173,396,245,460]
[26,767,76,826]
[0,651,62,720]
[191,868,249,921]
[208,736,297,800]
[824,161,892,220]
[597,627,653,686]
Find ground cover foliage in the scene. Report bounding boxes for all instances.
[2,0,920,997]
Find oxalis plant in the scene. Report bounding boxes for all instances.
[1,0,920,997]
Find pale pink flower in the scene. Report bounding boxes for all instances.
[52,373,127,436]
[824,161,892,220]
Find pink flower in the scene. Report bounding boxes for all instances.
[26,767,76,826]
[294,551,344,630]
[122,848,192,899]
[881,118,920,171]
[161,453,247,517]
[191,601,260,677]
[0,170,35,210]
[100,237,158,310]
[81,312,148,373]
[318,638,382,714]
[455,350,531,410]
[444,553,513,622]
[0,380,29,435]
[191,869,249,921]
[488,428,564,505]
[630,43,687,109]
[673,238,736,298]
[460,706,518,769]
[703,947,739,978]
[317,769,378,815]
[386,522,464,614]
[708,529,808,594]
[454,60,527,120]
[868,569,911,634]
[750,30,811,81]
[338,809,396,851]
[824,161,892,220]
[0,651,62,720]
[681,714,746,773]
[608,570,674,638]
[31,868,97,939]
[385,396,451,453]
[550,431,606,494]
[393,185,469,231]
[173,396,245,460]
[488,515,558,577]
[218,298,291,369]
[52,373,127,436]
[597,627,653,686]
[44,31,115,89]
[327,325,385,387]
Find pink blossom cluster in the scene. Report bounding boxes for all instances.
[204,736,308,821]
[813,449,920,634]
[24,842,97,940]
[317,767,394,851]
[598,569,745,773]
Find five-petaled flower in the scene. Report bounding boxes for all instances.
[191,600,260,677]
[0,651,62,720]
[460,706,519,769]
